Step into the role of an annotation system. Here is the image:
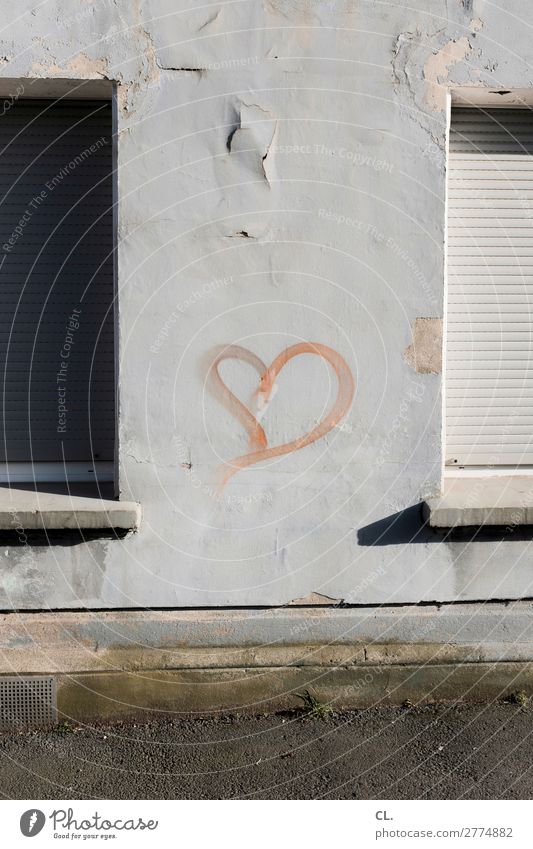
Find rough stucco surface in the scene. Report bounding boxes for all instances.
[1,0,533,609]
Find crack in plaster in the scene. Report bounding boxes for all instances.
[198,9,221,32]
[227,230,255,239]
[289,591,345,606]
[158,67,205,75]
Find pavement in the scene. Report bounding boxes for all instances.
[1,702,532,799]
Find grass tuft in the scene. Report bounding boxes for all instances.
[296,689,332,719]
[509,690,529,707]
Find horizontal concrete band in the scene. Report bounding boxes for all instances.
[1,603,533,674]
[55,663,533,720]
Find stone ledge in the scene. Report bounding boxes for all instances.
[0,487,141,531]
[424,475,533,527]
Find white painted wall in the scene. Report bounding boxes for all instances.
[1,0,533,608]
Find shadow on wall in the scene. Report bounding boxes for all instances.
[357,505,533,545]
[0,528,129,547]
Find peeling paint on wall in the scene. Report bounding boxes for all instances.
[392,25,479,125]
[30,53,109,80]
[424,36,473,111]
[227,102,278,186]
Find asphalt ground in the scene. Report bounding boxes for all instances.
[1,701,533,799]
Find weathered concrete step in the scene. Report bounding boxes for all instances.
[53,663,533,722]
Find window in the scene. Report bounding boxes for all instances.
[0,94,116,485]
[445,105,533,469]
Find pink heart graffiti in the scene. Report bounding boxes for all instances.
[207,342,355,489]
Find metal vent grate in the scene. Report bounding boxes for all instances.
[0,676,56,729]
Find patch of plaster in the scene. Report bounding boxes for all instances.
[392,28,422,97]
[227,102,278,186]
[424,36,472,111]
[263,0,355,22]
[30,53,108,79]
[29,25,160,119]
[117,26,161,116]
[404,318,443,375]
[263,0,317,21]
[393,28,478,128]
[289,591,344,606]
[138,27,161,85]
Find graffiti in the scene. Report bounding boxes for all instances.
[207,342,355,488]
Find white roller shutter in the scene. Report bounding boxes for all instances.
[446,107,533,466]
[0,99,115,466]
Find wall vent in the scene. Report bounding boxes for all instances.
[0,676,57,729]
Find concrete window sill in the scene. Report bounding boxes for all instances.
[0,485,141,531]
[423,475,533,528]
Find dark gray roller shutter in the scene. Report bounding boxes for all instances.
[0,99,115,464]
